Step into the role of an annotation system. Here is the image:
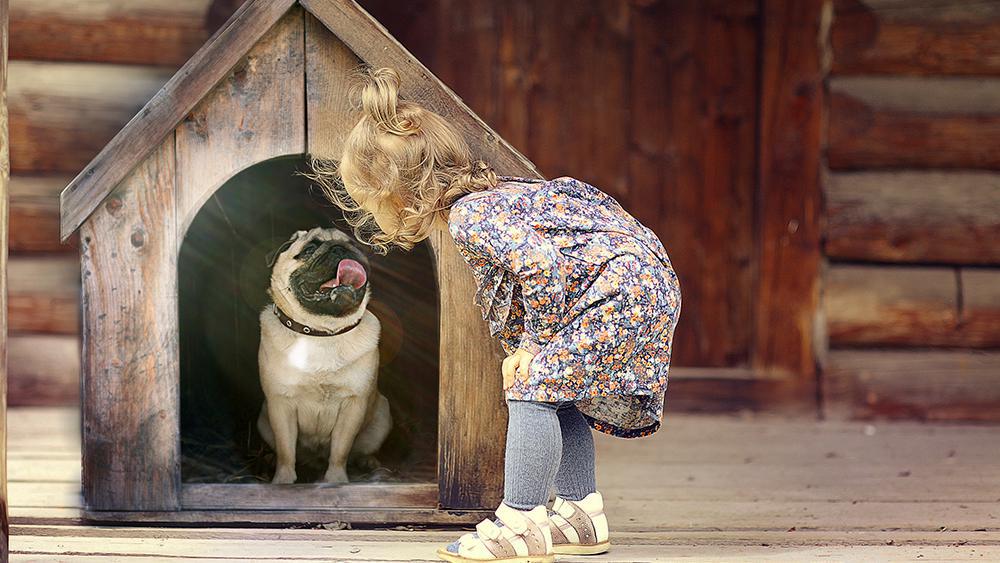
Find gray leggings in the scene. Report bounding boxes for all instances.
[503,399,597,510]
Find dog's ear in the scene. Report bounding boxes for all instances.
[265,231,302,268]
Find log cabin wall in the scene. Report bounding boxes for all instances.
[11,0,998,418]
[5,0,241,405]
[822,0,1000,421]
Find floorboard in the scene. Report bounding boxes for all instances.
[8,407,1000,561]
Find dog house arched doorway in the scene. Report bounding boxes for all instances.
[178,154,439,494]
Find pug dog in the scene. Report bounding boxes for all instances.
[257,227,391,484]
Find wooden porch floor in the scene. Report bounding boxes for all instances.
[9,407,1000,561]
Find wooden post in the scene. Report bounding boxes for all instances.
[755,0,828,383]
[0,0,9,555]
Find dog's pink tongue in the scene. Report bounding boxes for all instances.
[319,259,366,290]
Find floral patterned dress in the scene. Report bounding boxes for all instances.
[447,175,682,438]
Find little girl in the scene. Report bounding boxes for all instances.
[311,67,681,563]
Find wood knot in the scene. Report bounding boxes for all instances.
[105,196,123,214]
[130,229,146,248]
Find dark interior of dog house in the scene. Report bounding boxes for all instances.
[178,155,439,485]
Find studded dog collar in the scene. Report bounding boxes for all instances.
[271,303,363,337]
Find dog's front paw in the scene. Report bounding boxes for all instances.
[323,466,349,484]
[271,466,297,484]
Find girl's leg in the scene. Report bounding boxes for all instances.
[503,399,562,510]
[554,402,597,501]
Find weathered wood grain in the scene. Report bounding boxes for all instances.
[304,12,361,159]
[174,6,306,238]
[8,61,173,174]
[181,483,437,510]
[299,0,540,179]
[10,0,218,66]
[754,0,826,379]
[826,264,1000,348]
[960,269,1000,349]
[10,176,77,253]
[832,0,1000,76]
[7,335,78,407]
[7,256,79,334]
[826,264,958,347]
[80,135,179,511]
[825,171,1000,265]
[12,406,1000,539]
[427,228,508,509]
[1,0,10,551]
[628,0,758,367]
[59,0,298,240]
[824,349,1000,421]
[828,91,1000,170]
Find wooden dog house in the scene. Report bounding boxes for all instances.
[58,0,540,524]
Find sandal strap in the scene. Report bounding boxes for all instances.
[494,503,530,534]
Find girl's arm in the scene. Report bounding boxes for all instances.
[449,191,568,355]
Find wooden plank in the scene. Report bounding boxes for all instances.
[13,525,1000,550]
[628,0,758,367]
[7,335,78,407]
[181,483,437,510]
[521,1,631,200]
[826,264,1000,348]
[1,0,9,553]
[174,6,306,238]
[831,76,1000,114]
[9,533,1000,561]
[823,350,1000,421]
[832,0,1000,76]
[304,11,361,159]
[828,91,1000,170]
[961,269,1000,347]
[7,256,79,334]
[299,0,540,181]
[12,406,1000,533]
[754,0,826,378]
[9,0,221,67]
[12,0,230,67]
[8,61,173,174]
[10,176,77,253]
[80,135,179,511]
[826,264,956,347]
[59,0,298,240]
[825,171,1000,265]
[428,227,507,509]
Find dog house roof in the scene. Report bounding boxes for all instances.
[58,0,539,241]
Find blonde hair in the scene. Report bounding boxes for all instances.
[303,66,498,255]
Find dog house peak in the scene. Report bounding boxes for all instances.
[58,0,541,524]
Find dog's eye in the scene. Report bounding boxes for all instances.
[294,240,321,260]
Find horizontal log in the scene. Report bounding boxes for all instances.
[8,334,80,406]
[826,264,1000,348]
[9,0,216,66]
[823,349,1000,421]
[824,171,1000,264]
[828,91,1000,170]
[961,269,1000,348]
[10,176,77,253]
[826,264,957,346]
[8,256,81,335]
[833,0,1000,76]
[8,61,173,174]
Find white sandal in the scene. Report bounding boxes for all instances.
[548,491,611,555]
[437,502,554,562]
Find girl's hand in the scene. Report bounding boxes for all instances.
[502,348,537,390]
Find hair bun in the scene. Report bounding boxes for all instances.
[357,66,420,136]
